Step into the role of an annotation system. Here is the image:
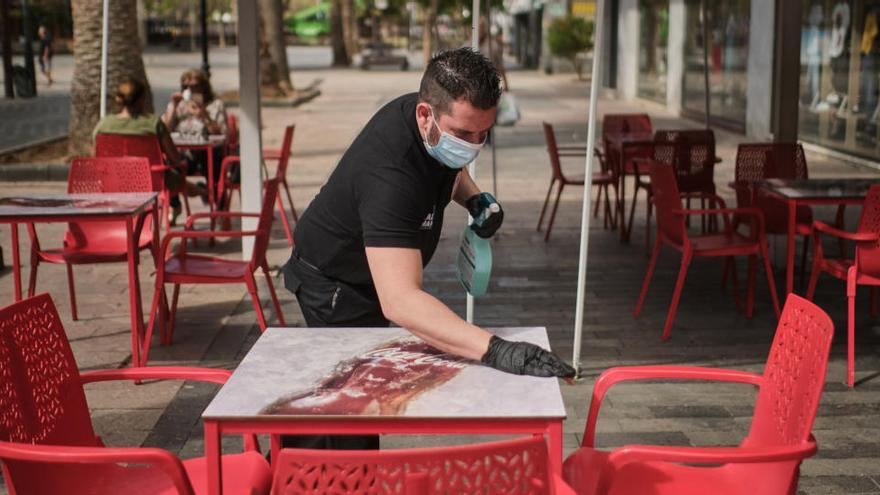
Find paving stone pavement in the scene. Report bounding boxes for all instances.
[2,66,880,494]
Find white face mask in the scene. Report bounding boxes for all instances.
[423,110,485,169]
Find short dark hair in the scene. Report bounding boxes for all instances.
[419,48,501,114]
[115,76,146,116]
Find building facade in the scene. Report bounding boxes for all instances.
[609,0,880,162]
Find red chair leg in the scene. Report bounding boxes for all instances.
[544,183,565,242]
[745,255,757,318]
[634,238,662,317]
[644,195,653,256]
[607,184,619,229]
[847,271,857,388]
[799,235,810,291]
[282,177,299,222]
[276,193,294,247]
[263,263,286,326]
[246,275,269,331]
[761,242,782,319]
[142,283,164,367]
[661,250,692,341]
[592,183,602,219]
[26,260,38,297]
[66,263,78,321]
[537,179,556,231]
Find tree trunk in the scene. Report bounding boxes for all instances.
[330,0,349,66]
[342,0,358,59]
[69,0,152,157]
[422,0,438,65]
[258,0,294,96]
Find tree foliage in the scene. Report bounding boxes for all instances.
[547,16,593,80]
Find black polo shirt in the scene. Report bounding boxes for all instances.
[292,92,459,287]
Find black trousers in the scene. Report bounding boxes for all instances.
[280,253,388,450]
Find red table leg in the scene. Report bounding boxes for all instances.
[125,217,144,368]
[547,420,563,476]
[205,420,223,495]
[10,223,22,301]
[785,199,797,296]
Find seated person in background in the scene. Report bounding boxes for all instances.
[163,69,227,203]
[94,77,201,224]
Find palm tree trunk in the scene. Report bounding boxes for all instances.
[69,0,152,157]
[422,0,438,64]
[258,0,294,96]
[330,0,350,66]
[342,0,358,59]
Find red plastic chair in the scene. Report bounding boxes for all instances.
[729,143,813,285]
[263,125,297,246]
[564,294,833,495]
[806,184,880,387]
[0,293,271,495]
[226,113,240,156]
[144,179,286,366]
[95,132,190,231]
[632,129,718,252]
[271,436,574,495]
[537,122,616,241]
[634,162,780,341]
[25,156,156,321]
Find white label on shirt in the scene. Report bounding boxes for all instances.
[421,207,435,230]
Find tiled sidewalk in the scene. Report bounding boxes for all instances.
[1,68,880,494]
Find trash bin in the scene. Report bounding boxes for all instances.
[12,65,36,98]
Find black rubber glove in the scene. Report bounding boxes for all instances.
[480,335,576,378]
[466,192,504,238]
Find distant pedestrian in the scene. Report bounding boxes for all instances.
[37,26,53,85]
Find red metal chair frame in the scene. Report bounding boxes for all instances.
[271,436,574,495]
[144,179,286,367]
[806,184,880,387]
[25,156,156,321]
[634,162,780,341]
[537,122,616,241]
[263,124,297,246]
[564,294,833,495]
[95,132,190,231]
[601,114,653,237]
[0,293,270,495]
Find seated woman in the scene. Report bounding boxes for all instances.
[162,68,227,203]
[93,76,198,224]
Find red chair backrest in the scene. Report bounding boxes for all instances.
[647,162,686,247]
[542,122,565,181]
[275,124,295,179]
[734,143,808,233]
[252,178,281,269]
[0,294,98,447]
[63,156,154,249]
[652,129,716,194]
[270,436,551,494]
[0,294,198,495]
[601,113,652,140]
[95,133,166,192]
[854,185,880,277]
[746,294,833,447]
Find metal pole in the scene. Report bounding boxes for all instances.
[571,0,605,374]
[100,0,110,117]
[701,0,710,127]
[238,0,263,259]
[20,0,35,96]
[200,0,210,74]
[1,0,13,98]
[466,0,480,324]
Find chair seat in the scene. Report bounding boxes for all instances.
[164,254,252,282]
[563,447,786,495]
[184,451,272,495]
[592,172,614,185]
[36,232,154,265]
[818,258,880,285]
[690,232,761,256]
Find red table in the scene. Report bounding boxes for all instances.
[0,192,159,367]
[604,132,654,241]
[758,178,878,295]
[173,133,226,216]
[201,326,567,495]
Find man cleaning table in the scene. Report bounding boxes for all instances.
[281,48,575,449]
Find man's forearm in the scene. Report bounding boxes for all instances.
[453,169,481,206]
[384,288,491,361]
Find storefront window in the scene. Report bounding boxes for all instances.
[682,0,750,128]
[638,0,669,102]
[799,1,880,159]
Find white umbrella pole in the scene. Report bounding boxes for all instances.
[571,0,605,374]
[99,0,110,118]
[466,0,480,324]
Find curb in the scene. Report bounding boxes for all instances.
[0,162,70,182]
[0,133,68,157]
